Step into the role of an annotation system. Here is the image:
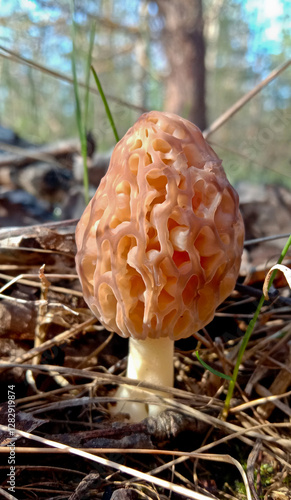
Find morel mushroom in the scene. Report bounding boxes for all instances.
[75,111,244,420]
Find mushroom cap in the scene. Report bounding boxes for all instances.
[75,111,244,340]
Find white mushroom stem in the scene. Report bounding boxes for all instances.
[114,336,174,421]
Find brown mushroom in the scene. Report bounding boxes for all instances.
[75,111,244,420]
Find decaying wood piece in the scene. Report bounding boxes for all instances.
[0,300,37,339]
[0,227,76,273]
[68,473,101,500]
[0,402,46,445]
[9,163,73,204]
[111,489,138,500]
[0,138,79,169]
[46,410,209,449]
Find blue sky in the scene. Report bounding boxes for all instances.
[1,0,289,48]
[0,0,289,74]
[0,0,61,21]
[241,0,290,56]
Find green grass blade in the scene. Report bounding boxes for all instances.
[195,351,233,381]
[71,23,84,141]
[84,23,96,130]
[222,233,291,419]
[91,65,119,143]
[71,11,89,205]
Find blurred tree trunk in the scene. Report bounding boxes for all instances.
[156,0,206,130]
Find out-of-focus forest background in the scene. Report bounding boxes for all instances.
[0,0,290,188]
[1,5,291,498]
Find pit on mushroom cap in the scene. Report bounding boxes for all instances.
[75,111,245,421]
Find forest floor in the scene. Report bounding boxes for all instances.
[0,144,290,500]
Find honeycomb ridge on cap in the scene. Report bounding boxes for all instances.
[75,111,244,340]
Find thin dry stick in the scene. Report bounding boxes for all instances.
[255,384,291,418]
[14,375,291,450]
[0,140,64,167]
[0,362,213,403]
[0,44,147,113]
[147,422,291,480]
[0,272,83,297]
[33,265,50,365]
[246,441,261,500]
[1,360,289,449]
[244,234,291,246]
[15,382,95,405]
[0,426,217,500]
[0,487,18,500]
[1,422,289,456]
[77,331,114,368]
[27,265,72,390]
[203,59,291,138]
[0,218,78,239]
[2,318,96,367]
[230,389,291,413]
[208,139,291,179]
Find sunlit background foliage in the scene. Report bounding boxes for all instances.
[0,0,290,186]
